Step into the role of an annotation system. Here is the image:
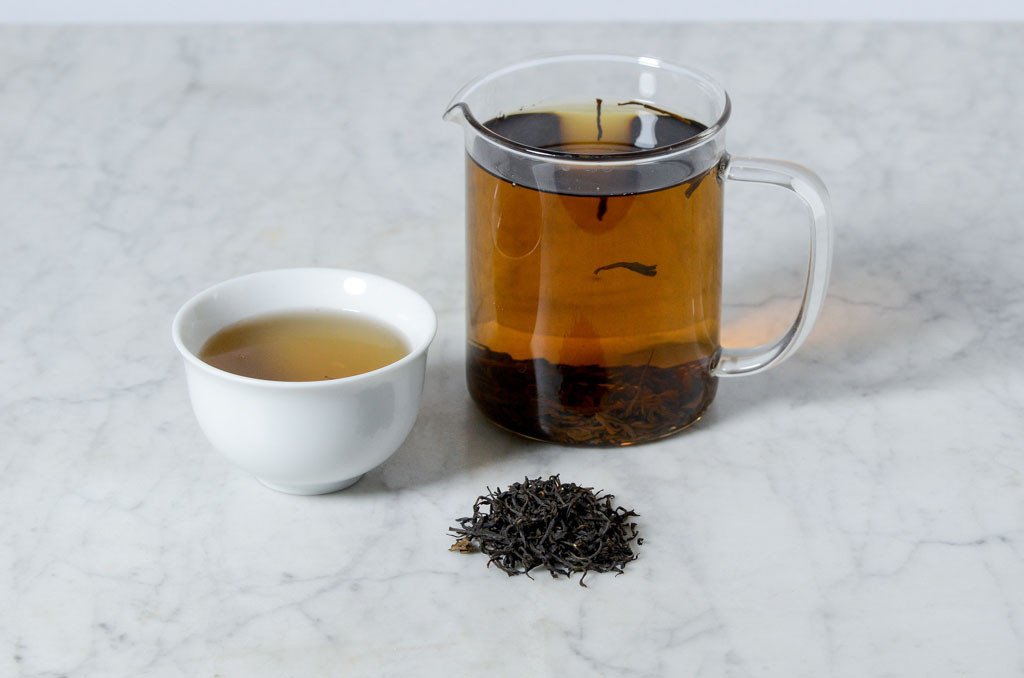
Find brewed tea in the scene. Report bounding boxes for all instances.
[466,102,723,445]
[199,310,408,381]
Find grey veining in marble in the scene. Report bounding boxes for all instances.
[1,23,1023,677]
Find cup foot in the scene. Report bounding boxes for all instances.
[257,475,364,495]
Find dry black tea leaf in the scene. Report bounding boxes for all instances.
[449,475,641,586]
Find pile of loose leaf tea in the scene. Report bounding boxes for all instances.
[449,475,642,586]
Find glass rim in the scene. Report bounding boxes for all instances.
[445,52,732,163]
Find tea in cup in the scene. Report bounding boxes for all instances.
[171,268,436,494]
[446,54,833,446]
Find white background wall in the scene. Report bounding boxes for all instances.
[1,0,1022,22]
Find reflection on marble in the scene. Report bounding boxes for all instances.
[1,23,1023,677]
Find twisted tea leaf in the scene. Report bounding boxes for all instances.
[449,475,641,586]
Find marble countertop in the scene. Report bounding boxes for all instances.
[2,23,1023,677]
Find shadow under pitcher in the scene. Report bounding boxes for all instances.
[445,54,833,446]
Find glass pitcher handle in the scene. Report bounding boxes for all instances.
[714,155,834,377]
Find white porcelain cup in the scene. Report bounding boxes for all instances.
[171,268,437,495]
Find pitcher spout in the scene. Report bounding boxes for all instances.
[442,101,468,125]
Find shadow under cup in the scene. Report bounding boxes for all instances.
[171,268,436,495]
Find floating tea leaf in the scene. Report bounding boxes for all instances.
[593,261,658,277]
[449,475,642,586]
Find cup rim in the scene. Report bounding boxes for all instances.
[445,52,732,163]
[171,267,437,389]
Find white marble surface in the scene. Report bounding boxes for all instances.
[1,23,1023,677]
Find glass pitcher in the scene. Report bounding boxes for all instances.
[445,53,833,446]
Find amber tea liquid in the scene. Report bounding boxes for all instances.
[200,310,409,382]
[466,103,723,445]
